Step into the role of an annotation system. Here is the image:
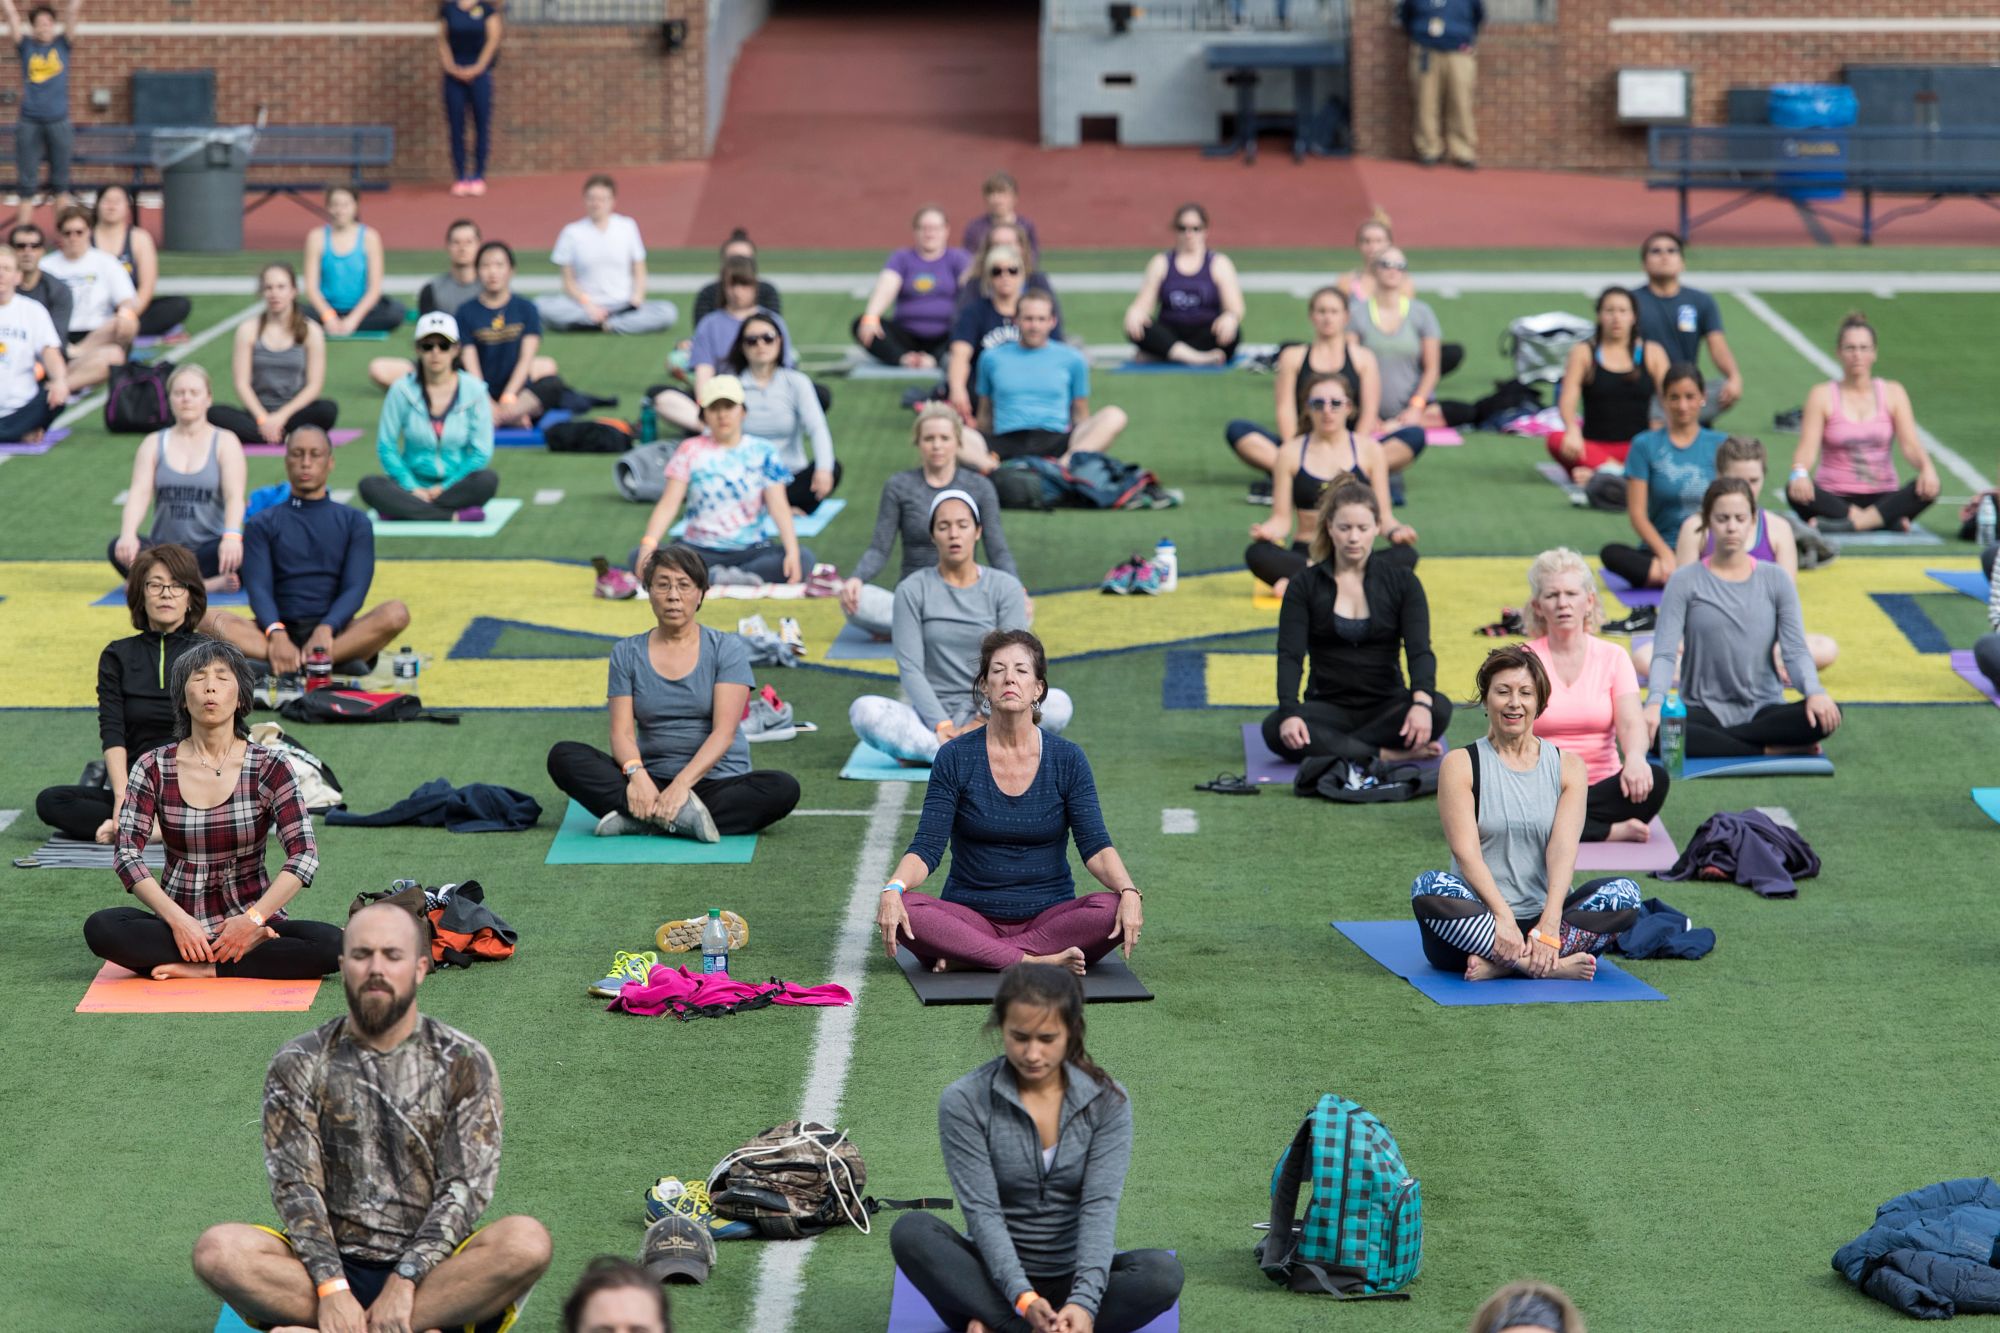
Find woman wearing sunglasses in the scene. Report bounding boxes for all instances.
[1122,202,1244,367]
[1246,373,1416,598]
[946,244,1057,446]
[1350,246,1446,475]
[724,311,837,515]
[358,311,499,523]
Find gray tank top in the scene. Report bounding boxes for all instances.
[250,333,308,411]
[1450,736,1563,918]
[148,430,224,548]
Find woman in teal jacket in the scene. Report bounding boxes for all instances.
[358,311,499,522]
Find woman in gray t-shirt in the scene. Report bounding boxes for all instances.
[547,544,799,841]
[1409,646,1640,982]
[1346,246,1443,477]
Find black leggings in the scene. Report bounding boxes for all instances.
[1599,542,1660,589]
[1131,317,1238,362]
[109,532,225,580]
[1245,538,1418,589]
[36,782,111,841]
[83,904,342,979]
[306,298,407,333]
[851,315,951,365]
[785,459,842,516]
[1789,481,1932,528]
[546,741,800,836]
[890,1212,1183,1333]
[138,296,192,338]
[358,469,499,521]
[1261,691,1456,764]
[1583,765,1669,842]
[208,399,340,443]
[1684,702,1830,758]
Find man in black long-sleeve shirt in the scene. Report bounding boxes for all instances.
[204,426,410,673]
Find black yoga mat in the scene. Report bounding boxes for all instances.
[893,948,1154,1005]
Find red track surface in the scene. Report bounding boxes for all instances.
[220,3,2000,254]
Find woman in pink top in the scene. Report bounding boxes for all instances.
[1522,546,1668,843]
[1786,312,1938,533]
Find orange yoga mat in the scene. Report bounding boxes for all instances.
[75,962,322,1014]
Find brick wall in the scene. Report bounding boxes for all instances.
[33,4,708,180]
[1350,0,2000,171]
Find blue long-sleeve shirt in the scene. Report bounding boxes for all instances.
[243,493,375,634]
[375,370,495,491]
[906,732,1114,919]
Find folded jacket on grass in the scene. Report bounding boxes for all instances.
[608,964,851,1018]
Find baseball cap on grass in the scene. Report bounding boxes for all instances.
[643,1211,716,1285]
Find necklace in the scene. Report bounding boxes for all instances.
[186,741,236,778]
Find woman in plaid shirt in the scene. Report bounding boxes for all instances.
[84,638,340,980]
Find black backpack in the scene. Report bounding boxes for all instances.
[278,689,459,725]
[104,359,174,434]
[1294,755,1439,803]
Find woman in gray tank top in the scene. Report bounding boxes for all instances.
[206,262,340,447]
[1409,645,1640,982]
[110,364,247,586]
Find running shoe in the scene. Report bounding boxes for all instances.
[805,563,843,597]
[593,555,640,600]
[450,180,473,197]
[779,616,805,656]
[740,684,798,743]
[589,949,658,998]
[657,909,749,954]
[644,1176,754,1241]
[1602,607,1657,635]
[595,810,653,837]
[1128,559,1163,596]
[1246,477,1273,505]
[466,178,487,197]
[1100,558,1137,595]
[664,789,720,843]
[454,506,487,523]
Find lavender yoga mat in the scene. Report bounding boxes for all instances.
[1240,722,1447,786]
[0,426,69,455]
[887,1265,1178,1332]
[1574,818,1679,873]
[1950,649,2000,706]
[1601,568,1663,609]
[240,428,360,457]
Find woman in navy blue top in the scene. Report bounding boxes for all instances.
[876,629,1144,974]
[438,0,503,195]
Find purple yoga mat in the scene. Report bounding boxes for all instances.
[887,1266,1178,1332]
[1601,568,1663,609]
[1240,722,1447,786]
[1573,818,1679,873]
[241,427,361,457]
[0,426,69,454]
[1950,649,2000,707]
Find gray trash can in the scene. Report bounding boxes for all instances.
[155,126,253,254]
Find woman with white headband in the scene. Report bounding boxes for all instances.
[850,488,1070,764]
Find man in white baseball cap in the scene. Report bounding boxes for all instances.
[358,310,503,523]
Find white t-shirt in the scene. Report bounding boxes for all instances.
[0,292,60,412]
[550,213,646,309]
[40,247,136,333]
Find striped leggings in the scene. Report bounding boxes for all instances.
[1409,871,1640,973]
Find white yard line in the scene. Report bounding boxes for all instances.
[531,488,565,506]
[1735,290,1987,493]
[746,779,912,1331]
[53,301,261,433]
[1162,807,1198,834]
[0,808,18,833]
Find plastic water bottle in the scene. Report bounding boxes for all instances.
[1154,538,1178,592]
[1978,494,1997,551]
[700,908,730,976]
[393,646,420,684]
[1660,688,1687,780]
[304,645,332,692]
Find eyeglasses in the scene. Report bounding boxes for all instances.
[58,226,87,238]
[1307,397,1349,411]
[11,238,41,250]
[988,265,1021,277]
[741,332,778,346]
[143,582,189,598]
[1375,259,1408,271]
[1646,244,1680,255]
[418,340,454,353]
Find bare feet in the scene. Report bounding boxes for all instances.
[151,961,217,980]
[1379,741,1444,763]
[1606,818,1651,842]
[1551,953,1597,980]
[928,958,962,973]
[22,427,43,443]
[899,351,938,370]
[1569,465,1593,485]
[1848,504,1884,532]
[1202,347,1229,366]
[1464,956,1508,981]
[968,1322,991,1333]
[1023,946,1087,975]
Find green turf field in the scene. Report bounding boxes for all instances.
[2,247,1993,1331]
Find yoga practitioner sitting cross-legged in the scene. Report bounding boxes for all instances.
[1411,645,1641,982]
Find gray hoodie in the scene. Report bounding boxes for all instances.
[936,1055,1132,1316]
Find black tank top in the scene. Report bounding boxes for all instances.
[1578,338,1651,444]
[1293,431,1365,514]
[1294,344,1363,430]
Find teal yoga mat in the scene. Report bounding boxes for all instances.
[369,496,523,538]
[1973,788,2000,825]
[1681,754,1834,779]
[216,1308,255,1332]
[1334,920,1665,1006]
[325,329,390,342]
[543,800,757,865]
[840,740,931,782]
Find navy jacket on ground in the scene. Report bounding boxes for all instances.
[1612,897,1716,960]
[1834,1178,2000,1319]
[1658,809,1819,899]
[326,779,542,833]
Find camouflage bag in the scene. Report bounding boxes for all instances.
[705,1121,950,1239]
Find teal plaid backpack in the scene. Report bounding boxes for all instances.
[1255,1093,1422,1298]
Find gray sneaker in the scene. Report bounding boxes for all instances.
[595,810,653,838]
[665,790,721,843]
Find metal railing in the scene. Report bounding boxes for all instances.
[1047,0,1345,35]
[1484,0,1556,25]
[506,0,664,24]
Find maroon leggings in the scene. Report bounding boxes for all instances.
[903,892,1122,971]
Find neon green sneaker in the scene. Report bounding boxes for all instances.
[588,949,658,998]
[644,1175,753,1240]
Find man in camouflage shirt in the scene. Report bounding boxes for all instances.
[193,902,550,1333]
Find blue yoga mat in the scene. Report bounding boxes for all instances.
[1973,788,2000,826]
[887,1264,1178,1331]
[826,621,894,661]
[215,1307,256,1332]
[1111,359,1239,375]
[1681,754,1834,779]
[840,740,931,782]
[1333,920,1665,1006]
[1927,568,1988,601]
[94,585,247,608]
[493,407,572,448]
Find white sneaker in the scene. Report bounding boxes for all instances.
[595,810,653,837]
[779,616,805,656]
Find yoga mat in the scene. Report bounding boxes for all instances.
[76,961,321,1014]
[1972,788,2000,826]
[94,584,246,607]
[544,799,756,865]
[1333,920,1665,1006]
[0,426,68,455]
[24,836,163,870]
[894,948,1153,1006]
[670,496,846,541]
[216,1307,257,1332]
[369,496,522,538]
[1601,568,1663,609]
[1111,359,1235,375]
[1240,722,1446,787]
[1681,754,1834,779]
[132,325,187,349]
[1253,581,1282,610]
[325,329,390,341]
[826,621,895,661]
[848,361,944,381]
[1424,426,1464,447]
[1573,818,1679,873]
[1827,527,1942,548]
[1534,460,1587,504]
[240,427,361,458]
[840,740,932,782]
[887,1266,1177,1331]
[494,407,571,448]
[1951,649,2000,706]
[1928,568,1988,601]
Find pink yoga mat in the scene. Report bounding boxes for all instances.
[0,426,69,455]
[1425,426,1464,447]
[1573,818,1679,873]
[1239,721,1448,785]
[1950,649,2000,706]
[241,427,360,457]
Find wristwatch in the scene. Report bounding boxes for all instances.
[395,1258,425,1283]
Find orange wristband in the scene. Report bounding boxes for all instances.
[1532,929,1561,950]
[1015,1290,1041,1317]
[316,1277,350,1299]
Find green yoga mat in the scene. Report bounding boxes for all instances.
[544,799,757,865]
[369,496,523,538]
[326,328,391,342]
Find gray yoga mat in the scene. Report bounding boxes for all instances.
[22,836,164,870]
[894,948,1153,1005]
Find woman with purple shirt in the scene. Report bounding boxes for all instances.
[855,205,970,369]
[1122,202,1245,367]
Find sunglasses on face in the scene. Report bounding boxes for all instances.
[989,265,1021,277]
[418,340,454,353]
[11,238,40,250]
[1308,397,1349,411]
[1375,259,1408,271]
[741,332,778,346]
